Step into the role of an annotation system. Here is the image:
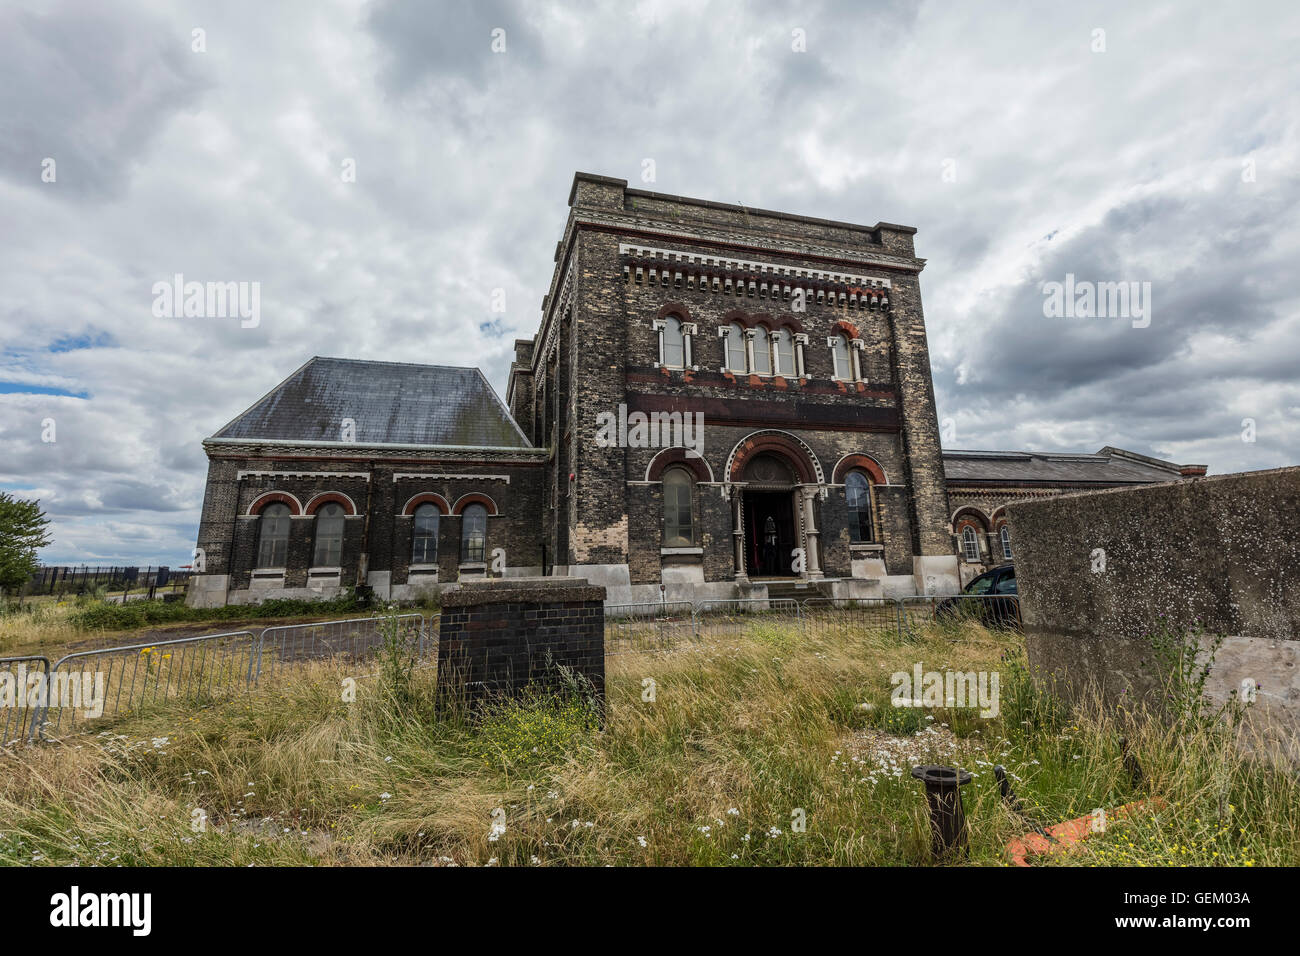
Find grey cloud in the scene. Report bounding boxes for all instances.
[0,0,208,200]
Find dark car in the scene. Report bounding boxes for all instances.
[935,564,1021,629]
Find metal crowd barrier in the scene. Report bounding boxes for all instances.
[604,601,698,656]
[18,614,434,743]
[1,655,50,746]
[253,613,425,682]
[35,630,259,738]
[6,595,1022,743]
[607,593,1022,655]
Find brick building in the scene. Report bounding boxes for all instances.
[943,446,1207,586]
[187,173,1204,607]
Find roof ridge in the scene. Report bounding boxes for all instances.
[310,355,483,373]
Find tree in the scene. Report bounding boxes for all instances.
[0,493,51,599]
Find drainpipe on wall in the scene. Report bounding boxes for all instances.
[357,460,376,589]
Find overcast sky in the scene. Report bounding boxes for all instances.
[2,0,1297,566]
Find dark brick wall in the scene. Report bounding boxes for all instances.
[195,450,545,594]
[436,581,607,710]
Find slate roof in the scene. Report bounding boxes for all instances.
[943,447,1186,485]
[210,357,532,448]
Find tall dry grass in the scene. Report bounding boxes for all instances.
[1,613,1295,866]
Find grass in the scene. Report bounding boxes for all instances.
[1,613,1295,866]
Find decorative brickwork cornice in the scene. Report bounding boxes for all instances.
[621,246,892,313]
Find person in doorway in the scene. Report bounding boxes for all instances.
[761,515,779,575]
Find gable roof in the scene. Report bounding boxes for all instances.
[943,446,1196,485]
[209,357,532,449]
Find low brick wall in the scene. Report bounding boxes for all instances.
[1006,466,1300,763]
[436,577,606,711]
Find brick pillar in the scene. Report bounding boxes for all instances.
[436,578,607,713]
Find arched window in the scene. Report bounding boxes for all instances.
[256,503,290,568]
[830,334,852,380]
[845,471,875,543]
[662,467,695,547]
[773,328,795,377]
[662,316,685,369]
[752,328,772,375]
[412,503,440,564]
[961,526,980,562]
[312,502,345,567]
[726,322,747,373]
[460,503,487,563]
[1000,525,1013,560]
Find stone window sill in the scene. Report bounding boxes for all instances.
[661,547,702,556]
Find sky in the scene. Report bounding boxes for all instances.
[1,0,1297,566]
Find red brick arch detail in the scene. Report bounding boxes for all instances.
[833,454,887,485]
[832,319,861,340]
[304,492,357,516]
[729,434,817,484]
[952,507,991,533]
[722,310,805,334]
[401,492,451,517]
[247,492,302,516]
[453,493,498,516]
[647,447,711,483]
[656,302,692,322]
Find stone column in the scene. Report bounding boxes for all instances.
[802,488,822,579]
[732,487,747,581]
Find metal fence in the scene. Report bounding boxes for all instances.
[692,598,805,644]
[4,594,1020,745]
[605,602,698,656]
[35,630,259,738]
[253,613,426,682]
[23,565,192,601]
[14,613,437,743]
[800,597,903,642]
[1,656,49,746]
[609,594,1021,657]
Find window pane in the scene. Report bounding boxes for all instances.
[663,469,694,547]
[412,503,440,564]
[845,472,873,543]
[663,317,685,368]
[257,503,290,568]
[832,336,851,379]
[313,503,345,567]
[961,527,980,562]
[1000,526,1013,559]
[727,323,747,372]
[460,504,487,563]
[752,329,771,374]
[774,329,795,376]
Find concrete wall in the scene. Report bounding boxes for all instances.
[1006,467,1300,762]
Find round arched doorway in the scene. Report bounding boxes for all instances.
[741,452,800,577]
